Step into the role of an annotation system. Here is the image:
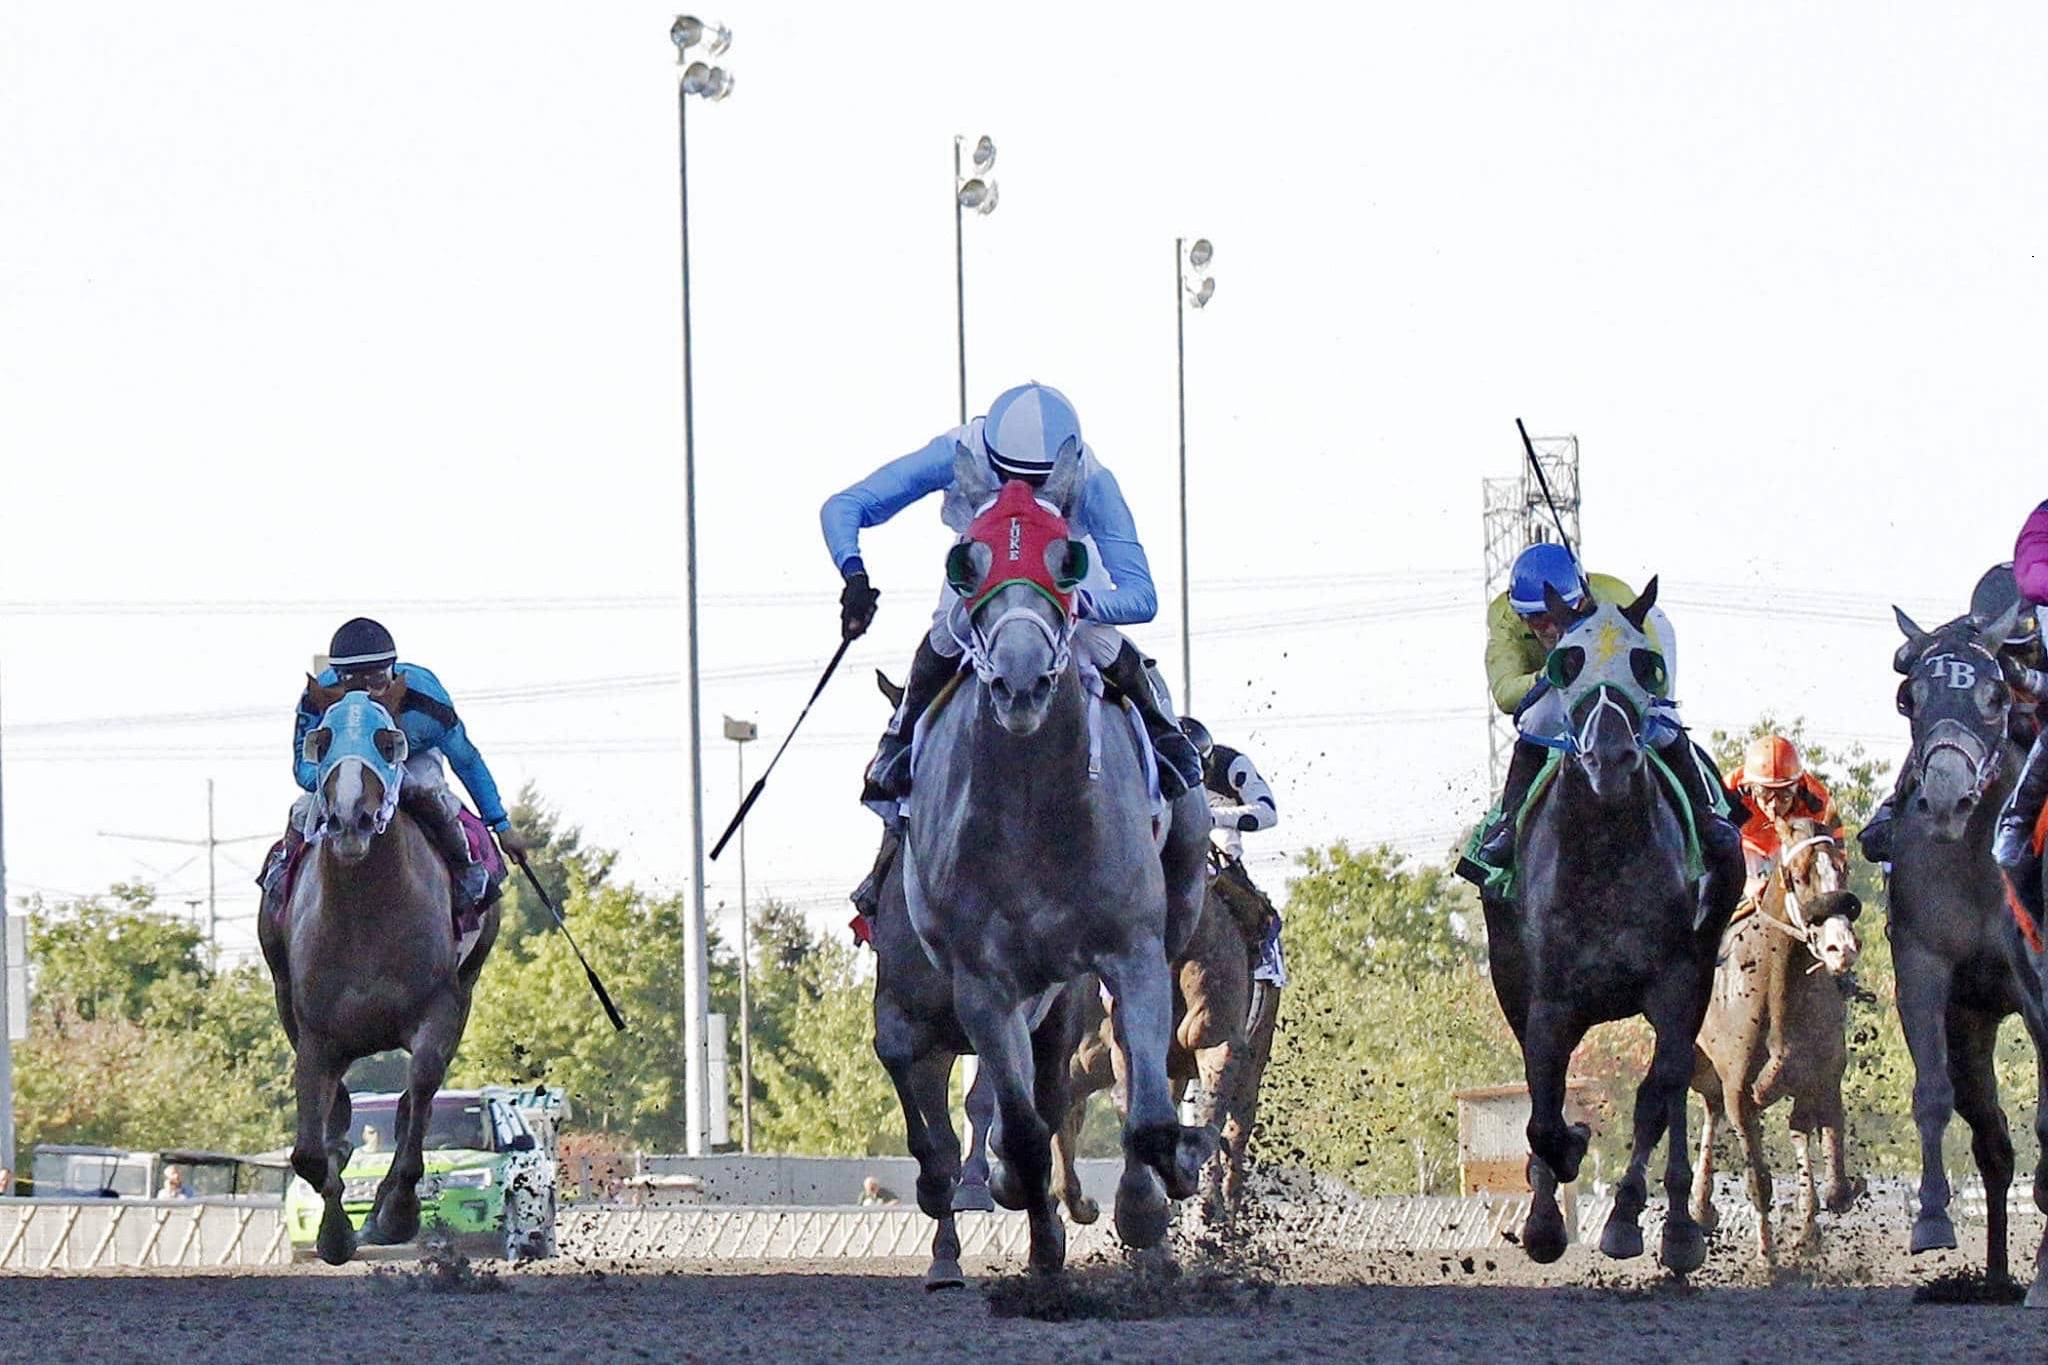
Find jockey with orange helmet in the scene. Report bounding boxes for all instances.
[1727,734,1841,903]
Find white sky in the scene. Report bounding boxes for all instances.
[3,2,2044,965]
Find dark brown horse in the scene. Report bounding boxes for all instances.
[257,686,499,1266]
[1051,855,1281,1225]
[1689,816,1865,1261]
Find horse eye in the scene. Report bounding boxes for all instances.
[1630,648,1667,695]
[1546,646,1586,689]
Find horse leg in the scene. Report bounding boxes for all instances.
[1790,1127,1819,1255]
[1598,986,1704,1270]
[1521,998,1590,1265]
[1894,948,1960,1253]
[873,999,967,1289]
[366,995,462,1248]
[954,1064,996,1213]
[1101,944,1215,1249]
[1949,1007,2016,1283]
[1725,1089,1774,1264]
[956,979,1062,1274]
[1689,1052,1723,1232]
[1191,1037,1246,1222]
[290,1043,355,1266]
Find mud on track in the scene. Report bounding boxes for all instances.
[4,1225,2048,1365]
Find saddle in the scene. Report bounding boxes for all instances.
[1458,749,1707,900]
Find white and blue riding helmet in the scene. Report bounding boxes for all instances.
[983,382,1081,483]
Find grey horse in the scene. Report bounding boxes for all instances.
[1485,579,1739,1272]
[898,445,1214,1273]
[257,686,500,1266]
[1887,606,2048,1304]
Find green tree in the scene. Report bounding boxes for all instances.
[1256,843,1520,1192]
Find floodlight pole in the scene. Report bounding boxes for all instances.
[676,52,711,1161]
[1175,238,1192,713]
[954,137,968,425]
[0,666,13,1186]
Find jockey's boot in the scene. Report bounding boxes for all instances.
[1101,641,1203,800]
[403,785,490,919]
[255,821,306,929]
[850,822,902,925]
[1654,736,1744,925]
[862,637,958,805]
[1993,730,2048,872]
[1474,739,1548,874]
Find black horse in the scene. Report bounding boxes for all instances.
[1485,579,1741,1271]
[1888,606,2048,1305]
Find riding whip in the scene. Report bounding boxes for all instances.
[1516,418,1592,597]
[509,849,628,1032]
[710,635,854,861]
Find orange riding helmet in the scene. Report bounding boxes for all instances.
[1741,734,1804,789]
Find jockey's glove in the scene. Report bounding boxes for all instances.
[840,569,880,640]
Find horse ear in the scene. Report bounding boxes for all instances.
[952,439,999,507]
[1621,575,1659,632]
[1542,583,1574,623]
[380,672,409,714]
[1039,441,1084,515]
[306,675,347,712]
[876,670,905,708]
[1893,605,1930,646]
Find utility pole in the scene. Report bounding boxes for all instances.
[0,664,14,1183]
[99,780,269,963]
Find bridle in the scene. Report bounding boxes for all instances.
[1758,832,1849,972]
[953,587,1074,686]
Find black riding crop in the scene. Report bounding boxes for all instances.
[1516,417,1593,598]
[509,849,627,1032]
[710,635,854,862]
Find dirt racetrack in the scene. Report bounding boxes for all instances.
[3,1225,2047,1364]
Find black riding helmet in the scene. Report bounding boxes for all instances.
[328,617,398,677]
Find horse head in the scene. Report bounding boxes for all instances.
[944,448,1091,737]
[302,689,410,862]
[1774,816,1861,976]
[1543,576,1669,805]
[1894,608,2012,843]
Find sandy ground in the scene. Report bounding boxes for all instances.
[3,1224,2047,1365]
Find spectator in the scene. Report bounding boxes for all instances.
[860,1176,900,1206]
[157,1166,194,1200]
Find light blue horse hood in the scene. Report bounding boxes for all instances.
[309,691,408,808]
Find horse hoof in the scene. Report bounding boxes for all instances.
[315,1204,357,1267]
[2025,1274,2048,1310]
[1522,1208,1568,1265]
[1163,1126,1219,1202]
[1600,1220,1645,1261]
[1027,1215,1068,1275]
[1662,1221,1708,1275]
[1910,1211,1958,1254]
[1690,1199,1720,1235]
[951,1181,995,1214]
[924,1260,966,1292]
[1066,1195,1100,1226]
[1824,1178,1866,1215]
[1113,1167,1170,1250]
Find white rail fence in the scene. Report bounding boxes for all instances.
[0,1198,291,1271]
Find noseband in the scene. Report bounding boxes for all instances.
[313,756,400,841]
[1569,685,1642,757]
[1903,716,2004,805]
[1762,832,1849,972]
[953,594,1074,686]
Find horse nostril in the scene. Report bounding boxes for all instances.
[1957,796,1976,814]
[1031,678,1052,707]
[1912,795,1931,813]
[991,679,1013,704]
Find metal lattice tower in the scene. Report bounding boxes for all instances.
[1481,435,1582,785]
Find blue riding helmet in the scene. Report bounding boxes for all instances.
[1508,542,1587,617]
[983,382,1081,483]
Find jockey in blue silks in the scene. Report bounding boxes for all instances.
[826,382,1202,925]
[824,381,1202,804]
[257,617,529,926]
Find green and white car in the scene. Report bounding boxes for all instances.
[285,1085,565,1261]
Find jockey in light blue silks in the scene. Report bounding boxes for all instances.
[825,383,1203,922]
[256,617,530,927]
